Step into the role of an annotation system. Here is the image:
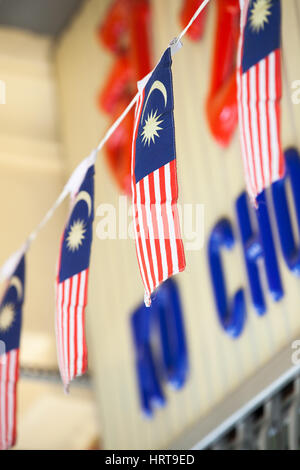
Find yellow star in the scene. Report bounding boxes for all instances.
[66,219,86,252]
[0,303,15,332]
[250,0,272,33]
[141,109,163,147]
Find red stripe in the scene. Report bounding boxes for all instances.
[134,200,151,293]
[0,354,7,449]
[265,55,273,184]
[275,49,284,178]
[73,272,80,379]
[139,179,156,288]
[246,71,258,194]
[5,353,9,448]
[148,172,163,284]
[69,275,77,381]
[67,278,73,385]
[0,353,5,447]
[159,166,173,277]
[170,160,186,272]
[56,282,62,383]
[12,350,19,447]
[255,64,265,188]
[60,282,66,383]
[81,269,89,374]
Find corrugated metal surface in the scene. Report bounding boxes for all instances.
[55,0,300,449]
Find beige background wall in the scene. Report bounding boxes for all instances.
[53,0,300,450]
[0,27,98,449]
[0,28,63,363]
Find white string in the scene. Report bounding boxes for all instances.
[0,0,212,282]
[176,0,211,43]
[96,93,139,152]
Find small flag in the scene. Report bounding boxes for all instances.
[131,47,185,306]
[55,163,95,390]
[0,255,25,450]
[237,0,284,204]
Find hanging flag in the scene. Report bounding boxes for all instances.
[131,47,185,306]
[55,163,95,391]
[0,255,25,450]
[237,0,284,205]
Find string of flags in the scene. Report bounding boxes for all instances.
[0,0,284,449]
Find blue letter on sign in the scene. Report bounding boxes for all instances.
[208,218,246,338]
[236,191,283,315]
[131,279,188,417]
[131,301,165,417]
[272,148,300,276]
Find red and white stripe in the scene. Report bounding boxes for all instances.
[237,0,284,205]
[0,349,19,450]
[131,92,185,306]
[55,268,89,390]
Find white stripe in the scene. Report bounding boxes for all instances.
[236,46,254,199]
[7,350,17,447]
[131,95,149,295]
[0,355,7,449]
[249,66,263,193]
[56,283,63,381]
[164,163,179,274]
[69,274,78,380]
[242,73,257,194]
[136,184,154,292]
[237,81,254,198]
[133,202,149,294]
[76,270,86,376]
[268,51,280,180]
[258,59,270,187]
[154,169,168,281]
[143,176,159,287]
[62,279,70,385]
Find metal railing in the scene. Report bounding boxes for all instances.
[205,376,300,450]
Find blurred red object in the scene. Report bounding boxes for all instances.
[97,0,152,193]
[128,0,152,80]
[98,55,134,114]
[206,0,240,147]
[180,0,208,41]
[97,0,129,53]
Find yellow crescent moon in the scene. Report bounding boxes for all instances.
[141,80,167,122]
[74,190,92,217]
[10,276,23,300]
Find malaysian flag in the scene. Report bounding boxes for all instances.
[237,0,284,205]
[0,255,25,450]
[56,163,94,391]
[131,47,185,306]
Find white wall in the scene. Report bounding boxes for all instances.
[0,27,64,358]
